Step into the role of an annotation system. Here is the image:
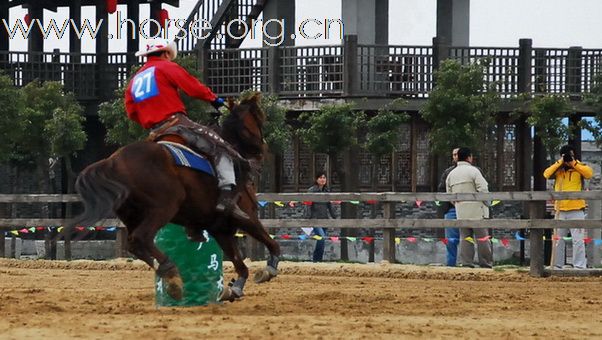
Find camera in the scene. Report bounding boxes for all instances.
[563,153,573,163]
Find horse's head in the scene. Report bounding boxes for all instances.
[221,93,267,161]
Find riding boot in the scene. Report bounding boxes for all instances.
[216,187,251,221]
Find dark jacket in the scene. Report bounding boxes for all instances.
[437,164,456,217]
[306,185,337,219]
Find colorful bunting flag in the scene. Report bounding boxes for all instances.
[514,232,526,241]
[330,236,340,242]
[258,200,268,207]
[465,236,475,244]
[406,237,417,243]
[274,201,285,207]
[415,200,423,207]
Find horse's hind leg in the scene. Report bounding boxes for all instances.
[236,218,281,284]
[126,212,184,301]
[212,232,248,302]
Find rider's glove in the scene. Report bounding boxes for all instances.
[211,97,225,110]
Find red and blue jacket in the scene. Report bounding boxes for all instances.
[125,56,217,129]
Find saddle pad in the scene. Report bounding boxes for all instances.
[158,141,216,176]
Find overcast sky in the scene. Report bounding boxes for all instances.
[5,0,602,52]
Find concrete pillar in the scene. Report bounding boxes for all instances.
[0,1,8,55]
[69,0,81,63]
[342,0,388,44]
[126,0,140,68]
[27,5,44,53]
[436,0,469,46]
[262,0,295,46]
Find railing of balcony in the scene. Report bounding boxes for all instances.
[2,39,602,102]
[280,45,344,97]
[449,47,520,97]
[357,45,433,98]
[206,47,269,96]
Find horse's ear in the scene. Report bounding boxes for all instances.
[250,92,262,104]
[226,97,236,110]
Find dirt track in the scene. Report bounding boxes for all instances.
[0,259,601,339]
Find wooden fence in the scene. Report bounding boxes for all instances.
[1,191,601,277]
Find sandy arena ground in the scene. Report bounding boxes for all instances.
[0,258,601,339]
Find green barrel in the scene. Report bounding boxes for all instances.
[154,223,223,307]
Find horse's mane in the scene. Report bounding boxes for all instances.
[220,94,266,186]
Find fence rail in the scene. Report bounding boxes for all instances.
[1,191,600,277]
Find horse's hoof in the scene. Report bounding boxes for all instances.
[253,266,278,284]
[219,286,242,302]
[164,269,184,301]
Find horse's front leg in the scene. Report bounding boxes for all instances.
[234,216,280,284]
[213,232,248,302]
[125,216,184,301]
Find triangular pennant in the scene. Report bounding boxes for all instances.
[491,200,501,206]
[298,234,308,240]
[274,201,285,207]
[594,240,602,246]
[28,227,36,233]
[434,201,441,206]
[313,235,323,241]
[10,230,19,236]
[415,200,423,207]
[501,239,510,247]
[584,237,593,244]
[440,237,449,245]
[235,233,244,238]
[288,201,297,207]
[329,236,340,242]
[349,201,360,205]
[106,227,116,232]
[19,228,28,233]
[366,200,378,205]
[477,235,492,242]
[361,236,374,244]
[258,200,269,207]
[563,236,572,241]
[423,238,434,242]
[491,237,499,244]
[281,234,291,239]
[330,200,342,205]
[514,232,526,241]
[302,201,313,206]
[395,237,401,244]
[406,237,417,243]
[465,236,475,244]
[346,237,357,242]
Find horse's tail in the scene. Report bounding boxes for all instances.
[66,159,129,230]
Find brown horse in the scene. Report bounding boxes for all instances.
[67,94,280,301]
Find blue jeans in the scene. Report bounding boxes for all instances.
[312,227,327,262]
[444,208,459,267]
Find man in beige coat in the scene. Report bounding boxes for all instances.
[446,147,493,268]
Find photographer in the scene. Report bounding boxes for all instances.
[543,145,593,269]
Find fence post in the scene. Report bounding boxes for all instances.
[382,202,396,262]
[518,39,533,94]
[268,46,281,95]
[528,201,545,277]
[343,35,358,96]
[115,227,128,258]
[198,46,210,84]
[52,48,61,82]
[0,231,4,257]
[64,231,72,260]
[566,46,583,97]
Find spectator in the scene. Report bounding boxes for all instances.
[306,173,337,262]
[543,144,593,269]
[446,147,493,268]
[438,148,460,266]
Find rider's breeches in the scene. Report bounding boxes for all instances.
[216,153,236,189]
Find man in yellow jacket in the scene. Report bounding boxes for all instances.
[543,144,593,269]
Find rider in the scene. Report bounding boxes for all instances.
[125,39,250,221]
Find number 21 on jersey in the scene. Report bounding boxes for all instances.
[131,66,159,102]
